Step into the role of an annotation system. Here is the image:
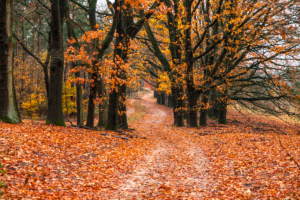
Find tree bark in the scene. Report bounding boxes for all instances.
[199,90,209,126]
[85,0,98,128]
[168,95,173,108]
[172,86,185,127]
[118,83,128,129]
[208,88,219,119]
[98,78,108,127]
[107,13,123,130]
[65,5,83,125]
[107,86,119,130]
[0,0,21,123]
[157,92,160,104]
[154,90,158,98]
[184,0,199,127]
[160,92,166,105]
[218,98,227,124]
[47,0,65,126]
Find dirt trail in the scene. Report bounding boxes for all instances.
[114,91,211,199]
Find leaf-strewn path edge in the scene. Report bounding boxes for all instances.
[1,91,300,199]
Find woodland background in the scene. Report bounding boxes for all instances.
[0,0,300,198]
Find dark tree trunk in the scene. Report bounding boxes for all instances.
[64,62,68,82]
[160,91,166,105]
[75,77,83,125]
[154,90,158,98]
[187,86,199,127]
[199,90,209,126]
[107,6,123,130]
[0,0,21,123]
[184,0,198,127]
[47,0,65,126]
[107,88,119,130]
[65,7,83,125]
[118,83,128,129]
[98,78,108,127]
[208,88,219,119]
[218,99,227,124]
[85,0,98,128]
[107,0,154,130]
[86,71,97,128]
[157,92,160,104]
[43,32,51,103]
[172,87,185,127]
[168,95,173,108]
[118,26,130,129]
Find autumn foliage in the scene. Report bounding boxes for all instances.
[0,0,300,198]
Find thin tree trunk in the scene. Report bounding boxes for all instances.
[75,76,83,125]
[47,0,65,126]
[154,90,157,98]
[157,92,160,104]
[65,6,83,125]
[199,90,209,126]
[21,20,25,63]
[38,20,41,54]
[208,88,219,119]
[218,98,227,124]
[168,95,173,108]
[0,0,21,123]
[98,78,108,127]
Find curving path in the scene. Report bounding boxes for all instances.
[114,90,211,199]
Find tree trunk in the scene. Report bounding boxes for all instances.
[184,0,198,127]
[187,86,199,127]
[107,87,119,130]
[21,20,25,63]
[157,92,160,104]
[208,88,219,119]
[107,12,123,130]
[47,0,65,126]
[85,0,98,128]
[98,78,108,127]
[0,0,21,123]
[218,99,227,124]
[168,95,173,108]
[172,86,185,127]
[38,20,41,54]
[65,9,83,125]
[154,90,158,98]
[118,83,128,129]
[86,71,97,128]
[199,91,209,126]
[160,91,166,105]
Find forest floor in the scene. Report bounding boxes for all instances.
[1,90,300,199]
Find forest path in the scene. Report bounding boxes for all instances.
[114,90,211,199]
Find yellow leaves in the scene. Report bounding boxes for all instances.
[22,93,46,118]
[62,82,77,115]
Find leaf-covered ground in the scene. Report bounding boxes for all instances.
[1,91,299,199]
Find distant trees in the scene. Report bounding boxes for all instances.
[0,0,299,129]
[137,0,300,126]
